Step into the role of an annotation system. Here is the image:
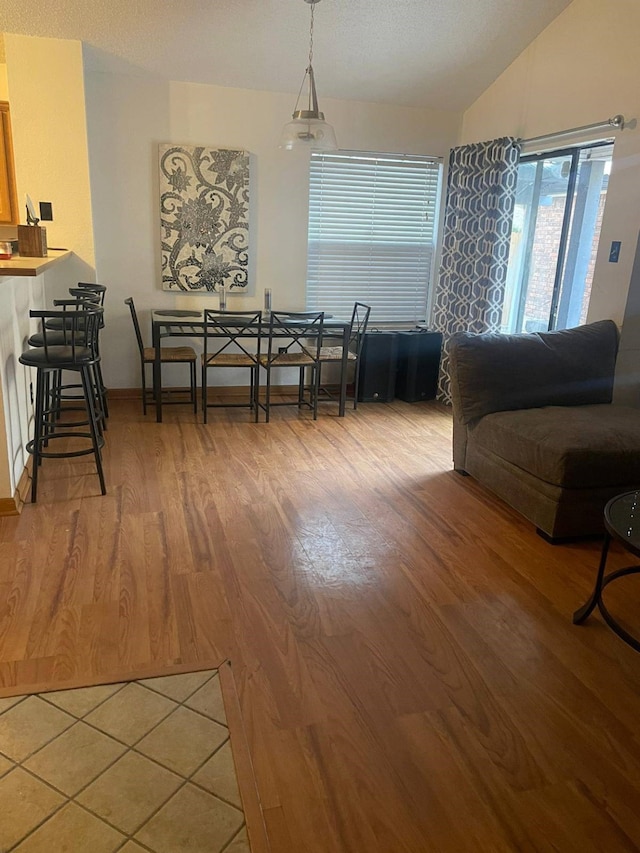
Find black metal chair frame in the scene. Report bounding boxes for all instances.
[125,297,197,415]
[312,301,371,410]
[202,309,262,423]
[258,311,324,423]
[20,303,106,502]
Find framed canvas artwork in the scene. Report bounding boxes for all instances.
[159,144,250,292]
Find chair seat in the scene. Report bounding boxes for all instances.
[319,346,357,361]
[259,352,317,367]
[29,331,87,347]
[143,346,197,363]
[202,352,257,367]
[20,346,95,367]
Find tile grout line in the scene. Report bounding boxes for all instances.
[1,669,247,852]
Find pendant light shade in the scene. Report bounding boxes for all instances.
[279,0,337,151]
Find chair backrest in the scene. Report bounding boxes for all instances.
[124,297,145,357]
[77,282,107,307]
[266,311,324,362]
[67,289,102,305]
[30,303,103,362]
[349,302,371,356]
[203,309,262,362]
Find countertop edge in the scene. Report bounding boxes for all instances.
[0,250,72,277]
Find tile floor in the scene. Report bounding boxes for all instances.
[0,669,250,852]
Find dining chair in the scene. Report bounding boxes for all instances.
[316,301,371,410]
[258,311,324,423]
[125,297,197,415]
[201,309,262,423]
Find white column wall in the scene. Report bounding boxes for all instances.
[0,259,73,501]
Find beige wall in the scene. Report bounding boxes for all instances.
[0,64,8,100]
[85,67,460,387]
[3,34,96,284]
[461,0,640,327]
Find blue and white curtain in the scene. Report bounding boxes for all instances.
[432,137,521,403]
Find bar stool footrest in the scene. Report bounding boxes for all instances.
[27,432,105,459]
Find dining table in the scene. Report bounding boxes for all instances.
[150,308,351,423]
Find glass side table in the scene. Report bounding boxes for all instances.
[573,491,640,651]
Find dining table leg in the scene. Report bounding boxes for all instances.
[152,322,163,423]
[338,324,349,417]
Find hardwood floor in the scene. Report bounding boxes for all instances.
[2,397,640,852]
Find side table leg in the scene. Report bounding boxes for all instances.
[573,533,611,624]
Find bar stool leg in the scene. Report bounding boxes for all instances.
[31,370,47,502]
[89,363,106,435]
[80,366,107,495]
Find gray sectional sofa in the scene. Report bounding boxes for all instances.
[448,320,640,540]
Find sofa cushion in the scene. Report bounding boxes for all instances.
[449,320,618,425]
[470,404,640,488]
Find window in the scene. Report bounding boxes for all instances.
[502,141,613,333]
[306,151,442,323]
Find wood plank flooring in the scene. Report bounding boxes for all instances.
[1,398,640,852]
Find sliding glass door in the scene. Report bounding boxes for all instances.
[502,142,613,333]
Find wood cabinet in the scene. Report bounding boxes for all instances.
[0,102,18,225]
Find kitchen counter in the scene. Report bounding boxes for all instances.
[0,250,71,277]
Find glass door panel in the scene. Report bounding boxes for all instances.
[502,154,572,333]
[502,142,613,334]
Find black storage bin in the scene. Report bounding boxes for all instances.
[395,330,442,402]
[357,332,398,402]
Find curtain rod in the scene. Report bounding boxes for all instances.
[523,115,625,146]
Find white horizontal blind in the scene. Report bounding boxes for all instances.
[307,151,442,323]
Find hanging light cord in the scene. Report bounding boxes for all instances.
[307,2,315,110]
[292,1,316,114]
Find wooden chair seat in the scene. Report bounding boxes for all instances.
[319,346,357,361]
[258,352,317,367]
[201,352,256,367]
[143,346,197,363]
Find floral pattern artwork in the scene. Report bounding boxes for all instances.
[159,144,250,292]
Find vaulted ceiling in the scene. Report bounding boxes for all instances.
[0,0,572,111]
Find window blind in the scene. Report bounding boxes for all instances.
[306,151,442,324]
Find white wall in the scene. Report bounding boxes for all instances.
[3,34,96,287]
[460,0,640,402]
[85,67,461,388]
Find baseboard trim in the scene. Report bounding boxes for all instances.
[0,498,18,516]
[109,385,304,400]
[0,458,32,516]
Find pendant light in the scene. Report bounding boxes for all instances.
[279,0,338,151]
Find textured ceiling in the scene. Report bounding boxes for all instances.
[0,0,572,111]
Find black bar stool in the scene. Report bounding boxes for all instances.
[20,303,106,502]
[34,285,109,424]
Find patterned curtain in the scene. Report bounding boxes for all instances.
[432,137,521,403]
